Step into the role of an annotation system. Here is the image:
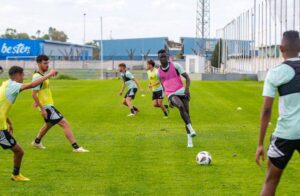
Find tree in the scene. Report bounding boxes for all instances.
[211,39,223,68]
[141,49,151,60]
[1,28,30,39]
[47,27,68,42]
[36,30,41,39]
[86,41,100,60]
[2,28,17,38]
[41,34,50,40]
[1,27,68,41]
[126,49,136,60]
[15,32,30,39]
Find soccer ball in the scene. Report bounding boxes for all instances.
[196,151,212,165]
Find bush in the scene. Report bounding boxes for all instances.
[55,74,77,80]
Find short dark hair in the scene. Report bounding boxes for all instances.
[118,63,126,68]
[147,59,155,67]
[36,54,49,63]
[0,66,3,70]
[9,66,24,76]
[158,49,167,55]
[282,30,300,52]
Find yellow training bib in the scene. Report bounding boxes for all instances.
[33,73,54,106]
[147,68,161,91]
[0,81,13,130]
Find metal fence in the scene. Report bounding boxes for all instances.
[216,0,300,74]
[0,59,186,80]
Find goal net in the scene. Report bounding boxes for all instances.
[4,56,38,78]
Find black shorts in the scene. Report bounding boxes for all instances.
[44,106,64,125]
[152,90,163,100]
[124,88,138,99]
[0,130,17,149]
[268,135,300,169]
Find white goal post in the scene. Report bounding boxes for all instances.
[5,56,38,70]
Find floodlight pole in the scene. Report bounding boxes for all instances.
[83,13,86,67]
[253,0,257,73]
[83,13,86,45]
[100,16,104,80]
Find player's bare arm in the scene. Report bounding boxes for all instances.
[119,82,125,96]
[133,78,142,91]
[181,73,191,96]
[256,97,274,166]
[149,81,160,89]
[20,69,57,92]
[6,118,13,135]
[32,90,48,119]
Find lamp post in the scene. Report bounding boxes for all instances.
[100,16,104,80]
[83,13,86,66]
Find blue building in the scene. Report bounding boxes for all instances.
[181,37,219,60]
[182,37,253,58]
[96,37,168,60]
[95,37,253,62]
[0,38,94,60]
[97,37,219,61]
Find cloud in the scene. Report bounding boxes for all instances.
[151,0,184,10]
[168,2,182,10]
[151,0,168,7]
[0,4,20,14]
[73,0,126,11]
[0,0,257,43]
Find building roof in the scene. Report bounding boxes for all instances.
[44,40,95,48]
[0,38,95,48]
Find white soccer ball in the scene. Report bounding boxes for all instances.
[196,151,212,165]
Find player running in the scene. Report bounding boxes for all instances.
[256,31,300,196]
[0,66,57,181]
[157,49,196,148]
[118,63,141,116]
[31,55,89,153]
[146,59,169,118]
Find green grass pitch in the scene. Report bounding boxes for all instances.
[0,80,300,195]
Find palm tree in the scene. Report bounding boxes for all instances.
[36,30,41,39]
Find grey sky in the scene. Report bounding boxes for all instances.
[0,0,254,43]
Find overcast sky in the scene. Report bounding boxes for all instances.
[0,0,254,43]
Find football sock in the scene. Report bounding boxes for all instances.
[187,134,193,144]
[165,105,169,109]
[185,125,190,134]
[130,108,135,114]
[13,167,20,176]
[72,143,80,149]
[35,138,41,144]
[133,106,138,111]
[163,111,168,116]
[186,123,194,132]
